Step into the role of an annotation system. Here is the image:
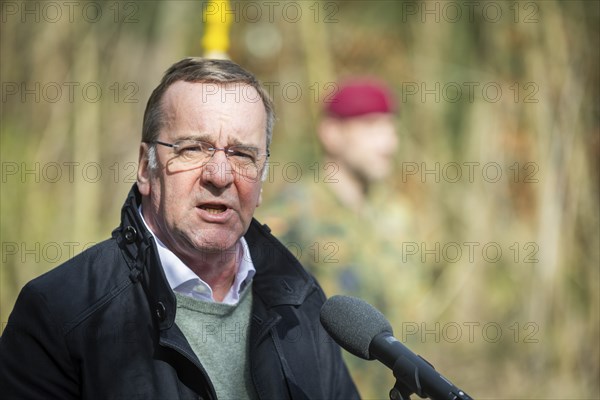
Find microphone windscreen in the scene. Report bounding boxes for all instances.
[320,295,393,360]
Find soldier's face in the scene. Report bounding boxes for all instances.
[338,113,398,182]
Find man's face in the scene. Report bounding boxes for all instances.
[337,113,398,182]
[137,81,267,261]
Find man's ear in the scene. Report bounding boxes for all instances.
[318,118,344,156]
[256,187,263,208]
[137,142,151,195]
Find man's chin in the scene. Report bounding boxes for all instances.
[188,230,241,255]
[371,166,393,181]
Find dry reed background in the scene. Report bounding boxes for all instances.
[1,1,598,398]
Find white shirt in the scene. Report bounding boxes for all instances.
[138,207,256,305]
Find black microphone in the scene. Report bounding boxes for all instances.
[320,295,473,400]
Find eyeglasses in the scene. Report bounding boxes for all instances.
[149,139,270,177]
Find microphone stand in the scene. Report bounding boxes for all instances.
[387,359,474,400]
[389,379,414,400]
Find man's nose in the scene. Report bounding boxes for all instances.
[201,150,234,187]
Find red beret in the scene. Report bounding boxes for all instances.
[325,79,396,118]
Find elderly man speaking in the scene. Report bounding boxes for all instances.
[0,58,360,400]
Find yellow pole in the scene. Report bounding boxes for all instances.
[202,0,232,59]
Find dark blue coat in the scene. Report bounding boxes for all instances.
[0,185,359,400]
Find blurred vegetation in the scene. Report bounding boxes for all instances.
[1,1,598,398]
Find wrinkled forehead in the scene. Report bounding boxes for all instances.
[160,81,267,142]
[161,81,265,114]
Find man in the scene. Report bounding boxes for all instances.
[317,79,399,212]
[259,79,413,398]
[0,58,359,399]
[264,78,409,297]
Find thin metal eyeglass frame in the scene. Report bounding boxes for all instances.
[149,140,270,166]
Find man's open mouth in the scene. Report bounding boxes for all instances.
[199,204,228,214]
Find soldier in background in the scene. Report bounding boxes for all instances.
[316,79,399,213]
[260,79,415,397]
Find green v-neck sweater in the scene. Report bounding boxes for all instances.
[174,287,258,400]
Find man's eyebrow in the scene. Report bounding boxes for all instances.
[173,133,212,142]
[227,137,260,148]
[173,133,260,148]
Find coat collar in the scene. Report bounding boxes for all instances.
[113,185,176,331]
[245,218,316,308]
[113,184,316,327]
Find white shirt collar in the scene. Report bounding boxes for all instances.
[138,207,255,305]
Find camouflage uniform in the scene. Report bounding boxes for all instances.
[258,178,418,399]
